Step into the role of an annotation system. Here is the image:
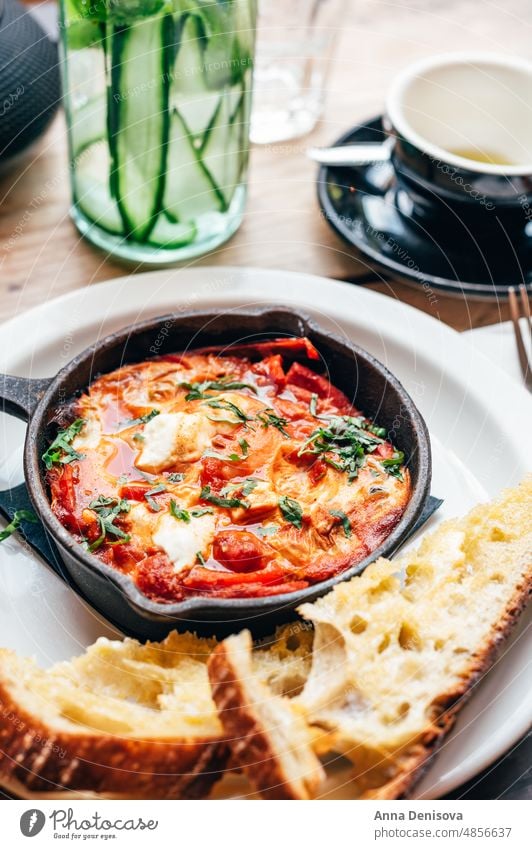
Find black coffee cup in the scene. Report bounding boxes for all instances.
[383,53,532,228]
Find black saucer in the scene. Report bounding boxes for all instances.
[317,117,532,300]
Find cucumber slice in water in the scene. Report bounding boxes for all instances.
[164,108,225,221]
[170,13,221,138]
[74,140,123,234]
[109,14,173,241]
[201,85,247,208]
[148,217,197,248]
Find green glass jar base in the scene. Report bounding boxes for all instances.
[71,186,247,265]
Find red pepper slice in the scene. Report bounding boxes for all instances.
[195,337,320,361]
[250,354,286,388]
[286,361,352,410]
[188,580,309,599]
[183,562,288,590]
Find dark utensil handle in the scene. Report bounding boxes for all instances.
[0,374,52,422]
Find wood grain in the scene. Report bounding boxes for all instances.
[1,0,530,329]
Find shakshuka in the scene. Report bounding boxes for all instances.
[44,337,411,602]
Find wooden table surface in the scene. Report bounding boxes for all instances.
[2,0,531,329]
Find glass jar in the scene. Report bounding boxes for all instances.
[59,0,257,263]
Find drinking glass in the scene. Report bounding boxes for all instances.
[251,0,346,144]
[59,0,257,263]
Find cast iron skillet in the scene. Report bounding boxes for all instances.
[0,307,431,638]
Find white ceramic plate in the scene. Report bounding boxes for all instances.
[0,267,530,800]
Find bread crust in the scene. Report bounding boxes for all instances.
[208,636,323,800]
[208,548,531,800]
[0,679,227,798]
[383,572,532,800]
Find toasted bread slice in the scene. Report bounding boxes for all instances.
[209,630,324,799]
[0,630,225,798]
[209,479,532,799]
[0,622,313,799]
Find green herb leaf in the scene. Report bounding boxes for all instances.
[381,451,405,481]
[238,438,249,457]
[309,393,318,417]
[200,485,249,510]
[196,550,206,565]
[329,510,352,538]
[190,507,214,518]
[180,376,257,401]
[0,509,38,542]
[144,484,167,512]
[170,500,191,522]
[118,409,159,430]
[221,478,259,498]
[256,408,290,437]
[167,472,185,483]
[298,415,387,482]
[87,496,130,552]
[203,398,252,424]
[279,495,303,529]
[132,432,145,443]
[203,450,241,462]
[42,418,86,470]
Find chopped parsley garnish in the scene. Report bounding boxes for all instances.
[203,450,242,462]
[117,474,129,485]
[309,393,318,417]
[170,501,213,523]
[256,408,290,437]
[42,418,86,470]
[87,495,130,552]
[203,398,252,424]
[0,509,38,542]
[132,432,145,443]
[368,424,387,438]
[298,415,385,482]
[167,472,185,483]
[191,507,214,517]
[204,437,250,463]
[180,376,257,401]
[144,484,167,512]
[279,495,303,529]
[170,500,190,522]
[381,451,405,481]
[330,510,352,538]
[221,478,259,498]
[200,484,250,510]
[118,409,159,430]
[196,551,206,565]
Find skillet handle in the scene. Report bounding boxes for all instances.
[0,374,52,422]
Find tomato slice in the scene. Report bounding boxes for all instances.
[135,553,186,602]
[375,442,394,458]
[212,530,272,573]
[48,464,79,533]
[200,456,234,491]
[119,483,151,501]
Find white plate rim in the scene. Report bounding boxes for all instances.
[0,265,530,801]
